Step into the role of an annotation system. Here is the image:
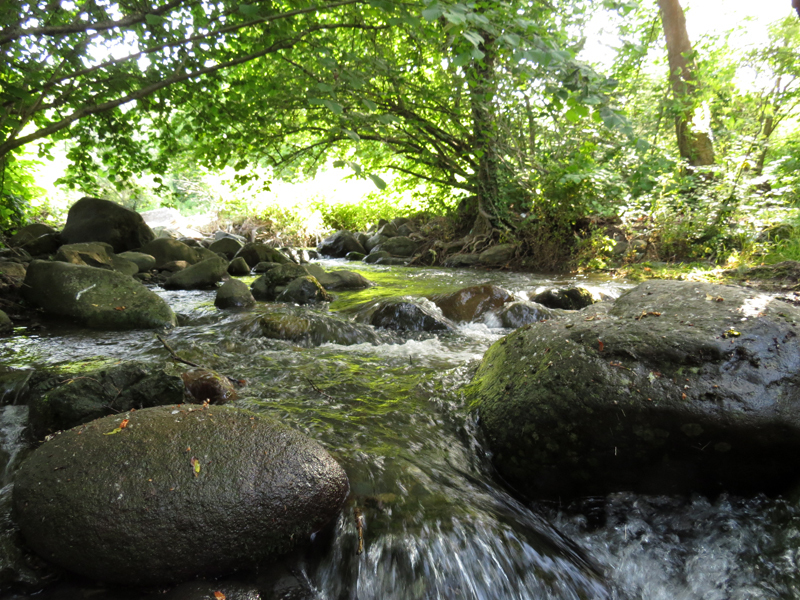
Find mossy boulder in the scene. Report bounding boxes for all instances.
[117,251,156,272]
[469,280,800,498]
[234,243,292,268]
[60,197,155,252]
[277,276,332,305]
[138,238,203,268]
[257,309,380,346]
[163,256,229,290]
[369,300,452,331]
[21,260,176,330]
[181,369,238,404]
[495,301,559,328]
[316,231,365,258]
[208,237,244,259]
[27,360,185,440]
[530,287,596,310]
[306,265,373,291]
[227,256,251,276]
[214,279,255,309]
[55,242,139,276]
[13,405,349,585]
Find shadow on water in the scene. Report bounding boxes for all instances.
[1,262,798,598]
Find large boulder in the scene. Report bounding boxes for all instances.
[60,197,155,252]
[227,256,251,276]
[163,256,229,290]
[495,301,559,328]
[21,260,176,330]
[12,405,349,585]
[429,284,514,323]
[27,361,185,440]
[55,242,139,276]
[369,300,451,331]
[379,236,418,257]
[234,243,292,268]
[8,223,57,248]
[306,265,373,290]
[117,251,157,273]
[138,238,203,268]
[316,231,365,258]
[468,280,800,499]
[251,264,313,301]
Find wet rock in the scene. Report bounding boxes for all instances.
[379,236,417,257]
[213,231,247,243]
[306,265,372,290]
[0,261,26,282]
[397,223,417,237]
[430,284,514,323]
[0,247,31,262]
[163,257,229,290]
[21,260,176,330]
[162,578,264,600]
[376,222,398,238]
[277,276,332,305]
[55,242,139,276]
[138,238,203,268]
[209,237,244,259]
[370,300,451,331]
[346,251,366,261]
[215,279,255,309]
[469,280,800,498]
[495,301,558,328]
[478,244,516,266]
[227,256,251,276]
[316,231,365,258]
[442,253,481,268]
[364,251,391,264]
[117,251,156,273]
[0,310,11,333]
[257,309,380,346]
[161,260,191,273]
[251,264,312,301]
[20,232,61,256]
[234,243,293,268]
[181,369,238,404]
[60,197,155,252]
[254,261,282,273]
[13,405,350,585]
[365,234,387,253]
[373,256,408,266]
[530,287,596,310]
[8,224,57,248]
[27,361,185,440]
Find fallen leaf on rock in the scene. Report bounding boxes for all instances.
[191,457,200,477]
[213,592,226,600]
[722,329,741,338]
[114,306,126,311]
[119,419,129,429]
[598,340,604,351]
[705,294,724,302]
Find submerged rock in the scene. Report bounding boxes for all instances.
[27,361,185,439]
[13,405,349,585]
[21,260,176,330]
[469,280,800,498]
[60,197,154,252]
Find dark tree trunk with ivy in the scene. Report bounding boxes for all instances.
[464,33,502,244]
[657,0,715,167]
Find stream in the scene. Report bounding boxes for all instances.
[1,261,799,599]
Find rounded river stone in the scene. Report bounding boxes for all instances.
[13,405,349,585]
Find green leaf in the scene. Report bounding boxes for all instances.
[347,161,363,175]
[462,30,484,47]
[321,99,344,114]
[332,159,346,168]
[452,51,472,67]
[343,129,361,141]
[421,3,442,21]
[238,4,259,16]
[317,83,334,93]
[368,174,387,190]
[362,99,378,111]
[565,108,581,123]
[145,14,164,25]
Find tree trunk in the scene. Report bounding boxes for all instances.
[465,34,501,239]
[657,0,715,166]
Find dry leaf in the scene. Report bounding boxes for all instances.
[114,306,126,311]
[213,592,226,600]
[598,340,604,352]
[191,457,200,477]
[119,419,129,429]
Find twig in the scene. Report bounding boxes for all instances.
[354,507,364,555]
[304,376,335,400]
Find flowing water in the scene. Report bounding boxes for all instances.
[0,261,798,599]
